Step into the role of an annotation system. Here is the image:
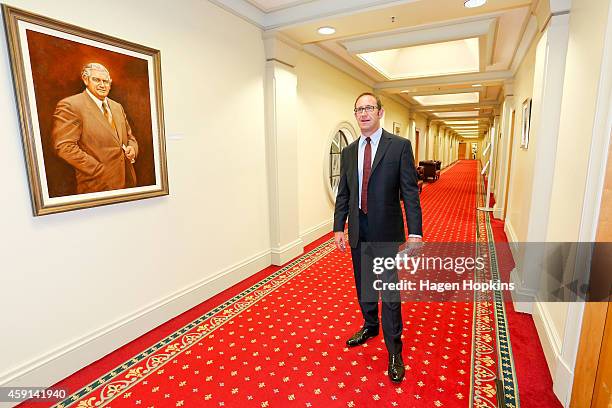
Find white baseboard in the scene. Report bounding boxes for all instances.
[553,353,574,407]
[0,248,272,406]
[300,219,332,247]
[504,218,519,258]
[493,206,504,220]
[510,267,537,314]
[533,301,562,378]
[270,238,303,265]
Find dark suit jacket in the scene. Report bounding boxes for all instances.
[51,91,138,194]
[333,129,423,248]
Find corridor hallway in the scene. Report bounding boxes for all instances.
[25,161,558,408]
[3,1,611,408]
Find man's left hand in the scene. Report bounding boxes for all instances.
[124,145,136,162]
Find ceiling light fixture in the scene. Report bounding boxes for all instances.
[464,0,486,8]
[317,26,336,35]
[472,83,483,87]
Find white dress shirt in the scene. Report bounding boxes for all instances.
[357,128,382,210]
[357,127,421,238]
[86,88,111,118]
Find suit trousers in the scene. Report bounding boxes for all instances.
[351,210,403,354]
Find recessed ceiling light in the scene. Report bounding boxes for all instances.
[317,26,336,35]
[472,83,483,87]
[464,0,486,8]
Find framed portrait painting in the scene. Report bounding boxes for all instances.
[2,5,168,215]
[520,98,532,149]
[393,121,401,136]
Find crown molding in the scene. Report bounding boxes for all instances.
[374,70,513,91]
[208,0,266,28]
[209,0,417,30]
[263,32,303,66]
[342,18,496,54]
[510,15,538,74]
[302,44,376,87]
[549,0,571,14]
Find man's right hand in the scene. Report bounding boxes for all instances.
[334,231,347,252]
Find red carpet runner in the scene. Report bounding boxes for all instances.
[25,160,538,408]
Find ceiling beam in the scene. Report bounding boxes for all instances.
[374,70,512,91]
[342,18,495,54]
[413,103,497,112]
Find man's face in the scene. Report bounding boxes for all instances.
[83,69,111,100]
[354,95,383,135]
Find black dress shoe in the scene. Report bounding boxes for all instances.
[388,353,405,383]
[346,326,379,347]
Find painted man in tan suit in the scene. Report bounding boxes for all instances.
[52,63,138,194]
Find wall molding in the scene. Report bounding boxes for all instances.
[510,267,536,314]
[553,355,574,407]
[270,238,304,265]
[492,207,504,219]
[504,218,519,257]
[533,300,563,377]
[300,219,333,247]
[0,248,272,391]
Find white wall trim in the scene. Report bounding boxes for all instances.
[504,218,519,255]
[510,267,536,314]
[209,0,417,30]
[533,301,562,378]
[208,0,266,28]
[300,218,333,247]
[302,44,376,87]
[553,354,574,408]
[270,238,304,265]
[342,18,495,54]
[0,248,272,389]
[492,207,504,219]
[511,15,538,74]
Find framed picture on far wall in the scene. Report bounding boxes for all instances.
[520,98,532,149]
[3,5,169,216]
[393,122,401,136]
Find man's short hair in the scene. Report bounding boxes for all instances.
[354,92,382,110]
[82,63,110,79]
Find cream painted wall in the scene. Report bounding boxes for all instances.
[0,0,269,384]
[538,0,612,378]
[295,51,369,237]
[505,37,538,242]
[547,0,611,241]
[381,95,411,139]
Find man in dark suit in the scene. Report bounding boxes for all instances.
[52,63,138,194]
[334,92,423,383]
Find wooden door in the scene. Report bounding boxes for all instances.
[570,135,612,407]
[415,130,420,164]
[458,142,467,159]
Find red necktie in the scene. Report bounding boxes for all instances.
[361,137,372,213]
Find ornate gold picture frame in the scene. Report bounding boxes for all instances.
[3,5,168,215]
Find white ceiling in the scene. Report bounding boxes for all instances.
[211,0,537,138]
[245,0,314,13]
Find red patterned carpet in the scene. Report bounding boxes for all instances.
[20,160,560,408]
